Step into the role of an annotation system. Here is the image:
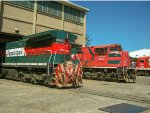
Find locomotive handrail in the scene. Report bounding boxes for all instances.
[117,52,125,74]
[60,49,70,53]
[123,52,130,68]
[45,50,52,76]
[46,50,52,63]
[117,51,131,75]
[74,53,82,66]
[117,58,122,68]
[53,49,69,68]
[117,51,129,68]
[53,51,58,69]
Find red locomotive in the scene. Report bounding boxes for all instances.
[136,56,150,68]
[135,56,150,76]
[72,44,136,82]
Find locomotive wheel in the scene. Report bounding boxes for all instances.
[133,77,136,83]
[83,72,90,79]
[21,76,26,82]
[131,75,136,83]
[0,68,7,78]
[31,76,36,84]
[98,72,105,81]
[72,76,78,88]
[43,77,48,86]
[124,78,129,83]
[18,72,25,82]
[75,76,79,88]
[110,72,117,82]
[72,76,82,88]
[77,76,83,87]
[105,74,111,81]
[43,75,54,87]
[55,75,63,88]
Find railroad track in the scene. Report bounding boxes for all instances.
[75,88,150,104]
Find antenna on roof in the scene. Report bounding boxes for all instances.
[64,34,69,44]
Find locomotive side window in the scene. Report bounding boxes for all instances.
[110,46,122,51]
[140,60,144,63]
[95,47,107,55]
[31,39,53,48]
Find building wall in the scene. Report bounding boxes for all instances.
[0,1,87,46]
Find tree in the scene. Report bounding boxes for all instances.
[130,57,137,62]
[85,34,92,46]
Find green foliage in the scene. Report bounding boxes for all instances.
[130,57,137,62]
[85,34,92,46]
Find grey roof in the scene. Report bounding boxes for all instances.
[57,0,89,12]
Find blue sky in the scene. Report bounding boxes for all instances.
[73,1,150,52]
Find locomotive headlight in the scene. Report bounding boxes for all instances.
[15,28,19,33]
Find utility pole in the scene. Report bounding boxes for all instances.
[33,0,37,34]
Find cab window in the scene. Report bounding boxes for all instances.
[140,60,144,63]
[110,46,121,51]
[95,47,107,55]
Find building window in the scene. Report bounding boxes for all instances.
[8,1,34,9]
[64,6,84,24]
[37,1,62,17]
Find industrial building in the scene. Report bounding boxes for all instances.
[0,1,89,47]
[130,49,150,58]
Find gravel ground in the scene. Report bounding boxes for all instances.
[0,76,150,113]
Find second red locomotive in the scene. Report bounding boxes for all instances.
[72,44,136,82]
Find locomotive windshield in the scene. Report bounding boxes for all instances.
[110,46,122,51]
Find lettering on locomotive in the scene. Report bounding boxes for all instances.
[6,48,26,57]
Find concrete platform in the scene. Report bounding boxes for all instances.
[0,76,150,113]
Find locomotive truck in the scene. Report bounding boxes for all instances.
[134,56,150,76]
[72,44,136,82]
[0,30,82,88]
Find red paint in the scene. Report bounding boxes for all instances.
[136,56,150,68]
[24,42,71,56]
[76,44,132,68]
